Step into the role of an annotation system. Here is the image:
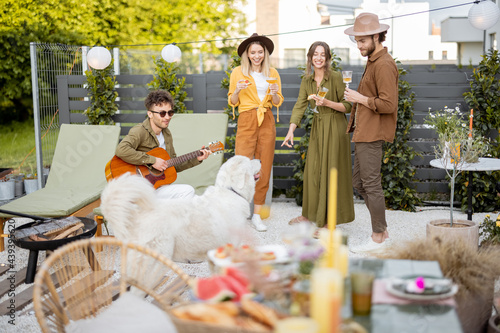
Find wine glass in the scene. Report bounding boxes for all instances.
[342,70,353,88]
[311,87,329,113]
[266,77,278,95]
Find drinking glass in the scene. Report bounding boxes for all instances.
[266,77,278,95]
[342,71,353,88]
[311,87,329,113]
[350,270,375,316]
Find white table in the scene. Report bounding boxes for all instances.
[430,158,500,220]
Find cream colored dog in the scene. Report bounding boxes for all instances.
[100,156,261,262]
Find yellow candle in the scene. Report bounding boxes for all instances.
[469,109,473,138]
[327,168,338,267]
[328,168,338,231]
[310,267,342,333]
[335,244,349,278]
[318,229,342,249]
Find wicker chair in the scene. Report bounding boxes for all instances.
[33,237,192,333]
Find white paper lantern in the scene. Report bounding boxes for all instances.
[87,47,112,70]
[468,0,500,30]
[161,44,182,62]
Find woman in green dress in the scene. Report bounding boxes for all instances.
[282,41,354,228]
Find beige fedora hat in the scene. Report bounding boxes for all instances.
[237,33,274,57]
[344,13,390,36]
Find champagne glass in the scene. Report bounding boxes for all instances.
[266,77,278,95]
[311,87,329,113]
[342,71,353,88]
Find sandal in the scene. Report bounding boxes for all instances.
[288,216,309,225]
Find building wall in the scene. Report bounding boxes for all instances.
[243,0,467,66]
[256,0,280,61]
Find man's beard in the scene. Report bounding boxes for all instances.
[365,38,376,57]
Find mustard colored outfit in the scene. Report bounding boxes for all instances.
[290,69,354,227]
[228,66,284,205]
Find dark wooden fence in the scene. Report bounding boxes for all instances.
[57,65,472,194]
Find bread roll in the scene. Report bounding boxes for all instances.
[241,298,278,328]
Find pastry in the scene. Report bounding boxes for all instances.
[260,251,276,260]
[241,298,278,328]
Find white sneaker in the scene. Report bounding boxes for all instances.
[350,237,387,254]
[251,214,267,232]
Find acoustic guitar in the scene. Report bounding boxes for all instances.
[105,141,224,189]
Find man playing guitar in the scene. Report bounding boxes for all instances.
[115,89,211,199]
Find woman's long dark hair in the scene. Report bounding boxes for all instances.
[305,41,332,79]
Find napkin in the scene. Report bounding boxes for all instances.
[371,279,456,307]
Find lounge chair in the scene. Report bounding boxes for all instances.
[0,124,121,251]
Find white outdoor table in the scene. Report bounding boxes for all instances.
[430,157,500,220]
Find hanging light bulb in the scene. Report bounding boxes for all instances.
[161,44,182,62]
[468,0,500,30]
[87,46,112,70]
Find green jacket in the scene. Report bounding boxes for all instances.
[115,118,201,172]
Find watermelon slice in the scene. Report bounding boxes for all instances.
[219,275,250,302]
[192,276,235,302]
[224,266,250,288]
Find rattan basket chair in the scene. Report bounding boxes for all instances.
[33,237,192,333]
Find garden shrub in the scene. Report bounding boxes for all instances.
[84,59,118,125]
[458,49,500,212]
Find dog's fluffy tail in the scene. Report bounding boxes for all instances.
[100,173,157,241]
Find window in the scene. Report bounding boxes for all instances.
[284,49,306,69]
[442,50,448,60]
[428,51,434,60]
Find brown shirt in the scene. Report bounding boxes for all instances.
[347,47,398,143]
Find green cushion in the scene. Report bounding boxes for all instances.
[0,124,120,218]
[168,113,228,195]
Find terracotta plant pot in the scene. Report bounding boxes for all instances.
[488,314,500,333]
[426,219,479,249]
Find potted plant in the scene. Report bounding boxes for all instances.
[0,176,15,201]
[479,214,500,249]
[23,164,39,194]
[424,105,488,248]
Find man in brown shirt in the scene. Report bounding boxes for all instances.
[344,13,399,253]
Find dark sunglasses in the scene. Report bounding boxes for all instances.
[149,110,175,117]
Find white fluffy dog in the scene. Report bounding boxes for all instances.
[100,155,261,262]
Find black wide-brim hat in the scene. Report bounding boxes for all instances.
[237,33,274,57]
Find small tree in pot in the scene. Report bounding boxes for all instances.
[425,106,488,226]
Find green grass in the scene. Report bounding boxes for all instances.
[0,119,38,175]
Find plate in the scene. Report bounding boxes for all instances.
[207,244,290,268]
[385,276,458,301]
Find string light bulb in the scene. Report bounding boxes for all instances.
[87,46,112,70]
[161,44,182,62]
[468,0,500,30]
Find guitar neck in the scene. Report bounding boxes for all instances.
[166,150,202,169]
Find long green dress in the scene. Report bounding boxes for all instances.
[290,70,355,227]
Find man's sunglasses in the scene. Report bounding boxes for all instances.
[149,110,175,117]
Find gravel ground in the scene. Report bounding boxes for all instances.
[0,199,497,332]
